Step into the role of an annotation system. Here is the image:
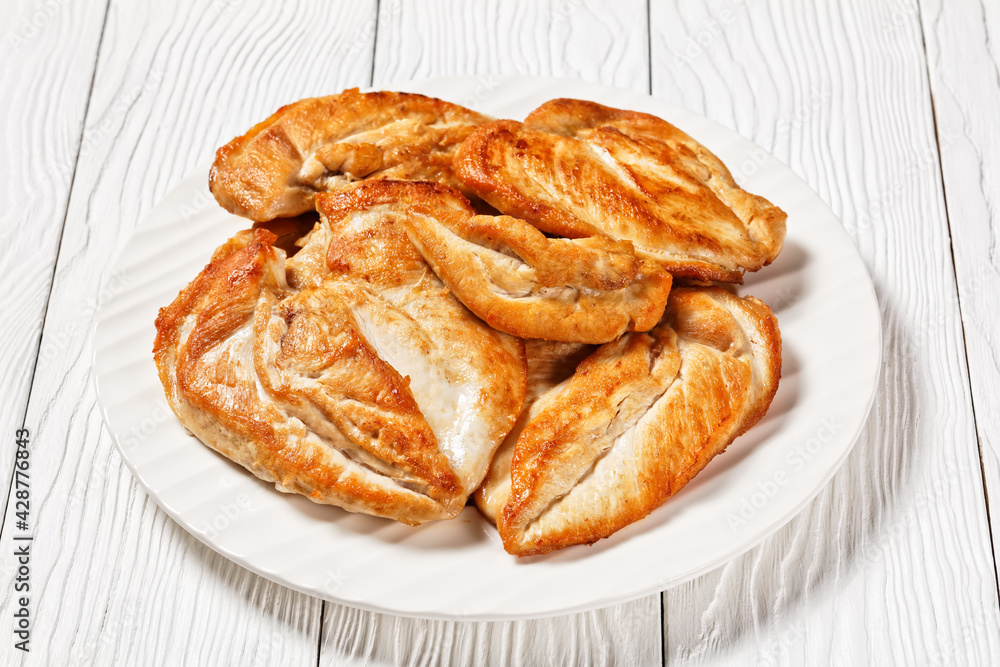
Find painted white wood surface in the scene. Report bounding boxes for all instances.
[0,0,109,534]
[0,1,378,664]
[322,599,661,667]
[919,0,1000,582]
[372,0,649,92]
[1,0,998,664]
[650,0,1000,664]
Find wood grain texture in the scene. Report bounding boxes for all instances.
[919,0,1000,586]
[372,0,650,92]
[316,1,664,665]
[650,0,1000,664]
[3,0,998,663]
[0,1,379,664]
[0,0,108,533]
[321,597,661,667]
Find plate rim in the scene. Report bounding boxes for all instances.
[93,74,882,620]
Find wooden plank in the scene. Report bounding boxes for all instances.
[0,1,378,664]
[322,598,661,667]
[372,0,650,91]
[919,0,1000,586]
[319,1,662,665]
[0,0,108,531]
[649,0,1000,663]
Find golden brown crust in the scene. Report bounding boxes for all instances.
[166,90,789,545]
[396,183,674,343]
[209,88,491,221]
[154,182,527,525]
[311,181,528,456]
[454,99,787,283]
[475,286,782,556]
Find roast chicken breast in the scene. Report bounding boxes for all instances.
[153,182,526,525]
[475,286,781,556]
[393,182,673,344]
[209,88,491,221]
[454,99,786,283]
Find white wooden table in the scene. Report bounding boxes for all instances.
[2,0,999,664]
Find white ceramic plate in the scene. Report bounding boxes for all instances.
[93,75,880,620]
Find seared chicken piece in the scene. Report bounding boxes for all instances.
[212,182,668,347]
[403,190,673,344]
[476,287,781,556]
[153,182,526,525]
[455,99,786,283]
[210,88,490,221]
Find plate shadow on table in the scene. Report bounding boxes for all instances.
[663,289,924,663]
[516,245,810,567]
[152,235,905,654]
[158,239,815,597]
[517,341,803,567]
[741,240,808,313]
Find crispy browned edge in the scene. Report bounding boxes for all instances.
[313,177,530,460]
[209,89,490,221]
[313,178,476,219]
[152,228,469,525]
[454,98,788,283]
[528,98,788,282]
[497,286,782,556]
[453,118,599,241]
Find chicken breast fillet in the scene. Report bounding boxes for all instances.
[209,88,491,221]
[400,186,673,344]
[475,286,781,556]
[454,98,787,283]
[153,181,526,525]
